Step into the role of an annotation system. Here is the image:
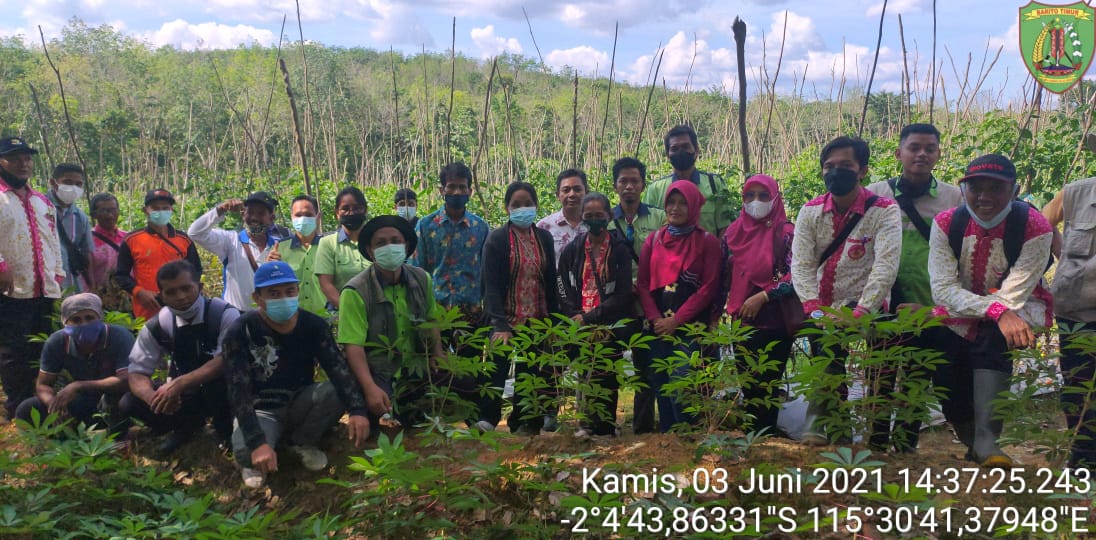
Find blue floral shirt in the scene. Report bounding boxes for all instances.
[411,208,490,307]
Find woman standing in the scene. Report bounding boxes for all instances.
[637,180,723,432]
[558,192,635,438]
[481,182,559,435]
[87,193,130,312]
[722,174,800,436]
[316,187,371,310]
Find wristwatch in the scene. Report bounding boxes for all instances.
[810,309,825,320]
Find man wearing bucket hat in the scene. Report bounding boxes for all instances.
[339,215,461,428]
[221,260,370,488]
[928,153,1054,468]
[0,136,66,420]
[14,293,133,435]
[189,191,286,310]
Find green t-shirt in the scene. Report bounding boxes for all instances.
[866,177,964,306]
[642,170,739,236]
[314,229,371,292]
[276,235,326,315]
[337,272,437,364]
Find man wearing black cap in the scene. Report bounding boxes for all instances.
[928,153,1054,468]
[0,136,66,419]
[338,215,454,427]
[114,188,203,322]
[188,192,285,310]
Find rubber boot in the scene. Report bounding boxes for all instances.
[972,369,1013,468]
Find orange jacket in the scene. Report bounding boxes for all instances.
[113,225,203,320]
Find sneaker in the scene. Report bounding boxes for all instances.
[473,420,496,432]
[542,415,559,433]
[241,467,265,489]
[289,445,328,471]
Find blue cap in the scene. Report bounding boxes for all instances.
[254,261,298,289]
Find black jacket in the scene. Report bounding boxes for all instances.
[557,230,635,325]
[481,223,559,333]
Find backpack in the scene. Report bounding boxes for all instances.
[146,298,233,373]
[947,201,1053,273]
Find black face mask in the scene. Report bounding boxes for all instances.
[340,213,366,231]
[583,218,609,236]
[823,168,860,197]
[669,151,697,171]
[0,166,27,190]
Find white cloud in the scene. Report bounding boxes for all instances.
[545,45,609,75]
[141,19,276,50]
[867,0,928,17]
[470,25,522,58]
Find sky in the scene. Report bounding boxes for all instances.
[0,0,1044,103]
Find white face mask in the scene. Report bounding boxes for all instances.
[168,297,202,320]
[744,200,774,220]
[56,184,83,205]
[969,204,1013,230]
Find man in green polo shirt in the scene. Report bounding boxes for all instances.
[337,215,447,426]
[866,122,964,453]
[642,124,737,236]
[270,195,326,316]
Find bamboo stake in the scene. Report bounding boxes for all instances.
[634,48,665,155]
[38,26,90,203]
[600,22,619,167]
[390,47,401,179]
[471,57,498,210]
[572,71,579,166]
[279,58,314,198]
[446,17,456,163]
[733,17,751,176]
[898,14,912,125]
[929,0,938,123]
[859,0,888,137]
[761,11,788,174]
[521,7,546,69]
[295,0,315,154]
[27,84,54,170]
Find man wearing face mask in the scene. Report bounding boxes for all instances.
[394,188,419,228]
[189,191,285,310]
[928,154,1054,468]
[340,215,449,428]
[642,124,738,237]
[119,260,239,454]
[790,136,902,445]
[269,195,326,316]
[0,136,66,420]
[114,189,203,322]
[223,261,371,489]
[14,293,132,437]
[47,163,94,292]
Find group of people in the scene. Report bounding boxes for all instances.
[1,120,1094,489]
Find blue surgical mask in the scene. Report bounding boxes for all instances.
[509,206,537,228]
[292,216,317,236]
[373,243,407,271]
[264,296,299,323]
[149,209,173,226]
[397,206,417,221]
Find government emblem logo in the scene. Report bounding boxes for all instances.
[1020,1,1096,93]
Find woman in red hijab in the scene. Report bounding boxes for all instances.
[637,180,723,432]
[723,174,801,436]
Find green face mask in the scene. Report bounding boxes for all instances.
[149,209,173,226]
[373,243,407,271]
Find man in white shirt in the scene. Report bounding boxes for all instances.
[537,168,588,265]
[188,191,285,309]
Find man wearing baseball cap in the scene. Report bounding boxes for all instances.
[114,188,203,321]
[0,136,66,420]
[189,191,286,310]
[927,153,1054,468]
[222,261,370,489]
[14,293,133,437]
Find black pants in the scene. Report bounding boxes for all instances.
[631,343,656,434]
[939,321,1011,424]
[737,326,793,435]
[872,326,960,451]
[118,379,233,440]
[1058,318,1096,469]
[0,296,55,419]
[477,337,557,431]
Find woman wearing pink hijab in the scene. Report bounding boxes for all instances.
[637,180,723,432]
[723,174,802,436]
